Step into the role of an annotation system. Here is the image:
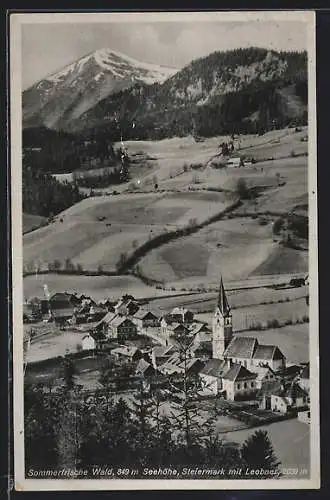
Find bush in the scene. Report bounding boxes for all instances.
[267,319,280,329]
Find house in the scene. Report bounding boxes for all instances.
[170,307,194,324]
[160,316,174,337]
[51,308,74,327]
[94,311,117,335]
[100,299,117,312]
[48,292,76,322]
[270,381,309,414]
[81,334,96,351]
[297,363,310,393]
[226,157,242,168]
[151,345,177,369]
[190,341,212,360]
[255,366,277,390]
[114,296,139,316]
[199,358,228,394]
[298,410,311,424]
[111,345,142,362]
[189,322,212,343]
[108,316,138,340]
[164,322,190,341]
[132,309,159,330]
[159,353,204,376]
[136,358,155,378]
[221,363,257,401]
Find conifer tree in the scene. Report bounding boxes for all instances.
[241,429,281,477]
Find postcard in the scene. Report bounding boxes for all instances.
[10,10,319,490]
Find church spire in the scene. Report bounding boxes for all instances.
[217,275,230,316]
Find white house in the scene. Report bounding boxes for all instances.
[226,157,242,168]
[221,363,257,401]
[81,334,96,351]
[270,382,309,414]
[199,358,228,394]
[255,366,277,390]
[297,364,310,393]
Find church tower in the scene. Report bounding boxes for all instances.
[212,276,233,359]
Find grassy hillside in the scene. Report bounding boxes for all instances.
[23,190,233,273]
[24,127,308,288]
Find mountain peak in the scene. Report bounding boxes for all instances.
[23,48,178,129]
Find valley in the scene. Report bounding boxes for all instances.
[23,125,308,295]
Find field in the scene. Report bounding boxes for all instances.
[23,273,173,302]
[24,126,309,305]
[138,216,308,287]
[23,190,233,272]
[151,285,308,313]
[26,328,87,363]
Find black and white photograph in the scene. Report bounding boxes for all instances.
[10,11,319,490]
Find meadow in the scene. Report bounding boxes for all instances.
[23,273,171,302]
[138,216,308,287]
[23,190,233,272]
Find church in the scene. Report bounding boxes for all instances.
[200,277,286,400]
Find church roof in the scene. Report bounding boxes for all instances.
[253,345,285,361]
[217,276,231,316]
[222,363,257,382]
[224,336,258,359]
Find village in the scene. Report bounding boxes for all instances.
[24,276,310,430]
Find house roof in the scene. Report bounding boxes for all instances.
[189,322,211,336]
[112,345,139,357]
[216,276,231,316]
[152,345,175,358]
[255,366,276,381]
[287,381,309,400]
[253,344,285,361]
[111,316,135,328]
[134,309,158,320]
[51,309,74,319]
[160,353,202,374]
[224,336,258,359]
[94,311,117,328]
[195,332,212,343]
[136,358,153,374]
[171,307,184,315]
[300,363,310,379]
[222,363,257,382]
[200,358,227,378]
[82,334,95,341]
[168,322,189,332]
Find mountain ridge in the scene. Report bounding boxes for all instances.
[23,47,307,138]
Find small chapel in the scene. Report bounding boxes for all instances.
[200,276,286,400]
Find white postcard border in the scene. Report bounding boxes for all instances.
[10,10,319,491]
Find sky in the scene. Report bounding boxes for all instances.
[21,19,308,89]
